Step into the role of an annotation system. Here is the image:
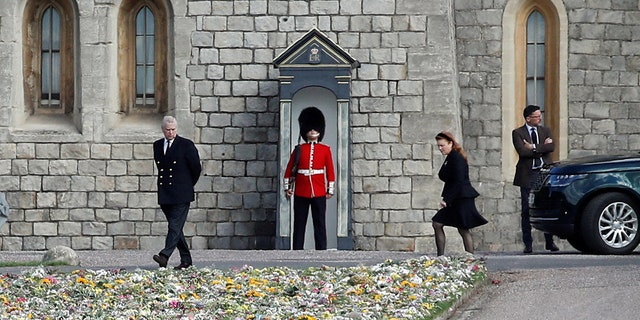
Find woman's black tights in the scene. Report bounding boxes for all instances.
[433,221,474,256]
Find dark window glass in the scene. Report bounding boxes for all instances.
[135,6,155,107]
[41,6,61,108]
[526,11,545,116]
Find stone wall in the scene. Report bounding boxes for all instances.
[454,0,640,252]
[563,1,640,155]
[2,0,640,253]
[0,0,463,252]
[454,1,517,252]
[181,0,464,252]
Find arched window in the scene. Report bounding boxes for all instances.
[516,1,563,161]
[119,0,168,115]
[502,0,568,180]
[136,7,156,109]
[23,0,75,116]
[41,7,61,109]
[526,10,546,115]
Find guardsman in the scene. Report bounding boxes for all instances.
[152,116,201,269]
[284,106,335,250]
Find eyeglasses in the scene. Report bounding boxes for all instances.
[527,115,541,119]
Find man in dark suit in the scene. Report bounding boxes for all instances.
[512,105,558,254]
[152,116,201,269]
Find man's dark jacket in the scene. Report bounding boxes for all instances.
[153,135,201,205]
[512,125,555,187]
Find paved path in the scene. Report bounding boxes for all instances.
[0,249,425,273]
[452,265,640,320]
[453,252,640,320]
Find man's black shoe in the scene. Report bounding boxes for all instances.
[153,254,168,268]
[523,245,533,254]
[174,262,192,270]
[545,243,559,252]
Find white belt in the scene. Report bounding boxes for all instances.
[297,169,324,176]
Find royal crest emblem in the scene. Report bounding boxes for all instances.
[309,46,320,64]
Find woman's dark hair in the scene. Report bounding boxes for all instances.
[435,131,468,161]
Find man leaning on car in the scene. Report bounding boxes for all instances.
[512,105,559,254]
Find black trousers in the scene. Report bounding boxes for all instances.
[292,196,327,250]
[159,203,192,264]
[520,187,554,246]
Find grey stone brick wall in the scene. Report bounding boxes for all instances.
[564,2,640,157]
[1,0,639,253]
[454,0,513,252]
[454,0,640,252]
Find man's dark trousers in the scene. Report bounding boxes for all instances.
[160,203,192,264]
[292,196,327,250]
[520,187,554,246]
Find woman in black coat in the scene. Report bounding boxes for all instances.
[432,131,487,256]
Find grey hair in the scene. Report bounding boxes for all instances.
[161,116,177,129]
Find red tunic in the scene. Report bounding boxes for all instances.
[284,142,335,198]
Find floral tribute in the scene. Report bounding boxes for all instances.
[0,255,485,320]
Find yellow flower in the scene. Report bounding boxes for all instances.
[40,278,51,284]
[245,289,265,297]
[400,280,417,288]
[422,302,435,310]
[249,278,267,286]
[346,288,364,295]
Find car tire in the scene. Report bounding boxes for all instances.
[580,193,640,254]
[566,234,592,253]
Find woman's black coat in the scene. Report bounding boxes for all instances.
[438,150,479,206]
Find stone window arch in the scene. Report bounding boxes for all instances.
[118,0,169,115]
[23,0,75,116]
[502,0,568,179]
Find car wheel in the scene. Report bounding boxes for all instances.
[580,193,640,254]
[566,234,592,253]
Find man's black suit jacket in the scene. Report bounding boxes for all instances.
[512,125,554,188]
[153,135,201,205]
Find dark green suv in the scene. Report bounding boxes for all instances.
[529,154,640,254]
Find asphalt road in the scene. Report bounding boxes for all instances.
[452,251,640,320]
[0,249,426,274]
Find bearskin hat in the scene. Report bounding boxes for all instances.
[298,106,325,142]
